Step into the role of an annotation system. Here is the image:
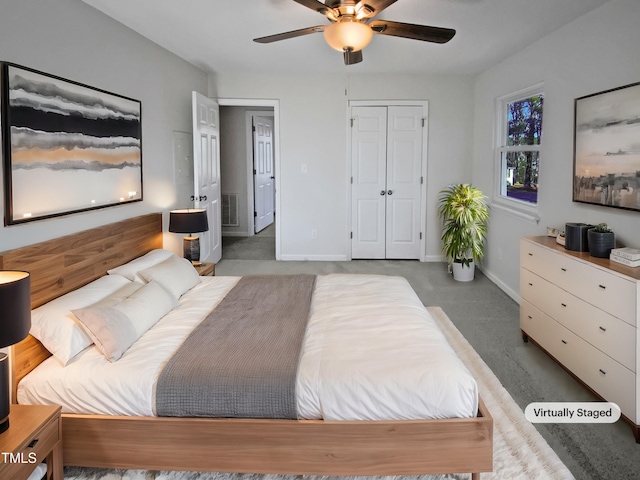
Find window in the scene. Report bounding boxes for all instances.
[496,86,544,207]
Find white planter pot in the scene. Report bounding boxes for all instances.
[452,260,475,282]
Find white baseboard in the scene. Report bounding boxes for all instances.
[423,254,446,262]
[279,254,349,261]
[478,266,520,304]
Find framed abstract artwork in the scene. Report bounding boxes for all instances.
[573,81,640,212]
[1,62,142,225]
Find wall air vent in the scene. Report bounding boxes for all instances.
[221,193,239,227]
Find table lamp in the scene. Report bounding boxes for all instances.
[169,209,209,265]
[0,271,31,434]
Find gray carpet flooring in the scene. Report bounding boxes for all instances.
[222,223,275,261]
[216,252,640,480]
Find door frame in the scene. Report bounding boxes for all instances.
[347,100,429,261]
[218,98,281,260]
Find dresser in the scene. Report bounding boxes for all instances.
[520,236,640,440]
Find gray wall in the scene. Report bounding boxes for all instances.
[5,0,635,305]
[212,73,475,260]
[0,0,208,253]
[472,0,640,299]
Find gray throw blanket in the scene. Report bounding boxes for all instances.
[155,274,316,419]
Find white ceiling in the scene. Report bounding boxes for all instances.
[81,0,609,76]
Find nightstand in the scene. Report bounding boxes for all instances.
[194,262,215,276]
[0,404,62,480]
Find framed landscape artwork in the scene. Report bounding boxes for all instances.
[573,81,640,212]
[1,62,142,225]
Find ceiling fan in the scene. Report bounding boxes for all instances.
[253,0,456,65]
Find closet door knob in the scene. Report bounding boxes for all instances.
[387,190,393,195]
[380,190,386,196]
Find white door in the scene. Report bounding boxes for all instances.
[351,106,388,259]
[253,115,275,233]
[351,105,424,259]
[385,106,423,259]
[192,91,221,263]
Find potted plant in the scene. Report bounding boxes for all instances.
[437,184,490,281]
[587,223,615,258]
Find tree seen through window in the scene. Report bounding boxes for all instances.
[503,94,543,204]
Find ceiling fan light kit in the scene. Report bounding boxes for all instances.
[324,20,373,52]
[254,0,456,65]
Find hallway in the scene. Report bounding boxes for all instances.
[221,222,275,260]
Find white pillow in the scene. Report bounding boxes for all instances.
[107,249,176,282]
[139,255,201,299]
[30,275,132,365]
[92,282,143,308]
[73,281,178,362]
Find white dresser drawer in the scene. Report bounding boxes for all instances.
[567,334,636,422]
[520,241,558,280]
[521,300,562,353]
[520,239,637,325]
[521,300,636,420]
[521,300,577,364]
[520,269,636,371]
[560,261,636,326]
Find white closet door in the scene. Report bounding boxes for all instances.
[351,106,388,259]
[351,105,424,260]
[385,106,423,259]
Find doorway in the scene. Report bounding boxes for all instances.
[219,100,280,260]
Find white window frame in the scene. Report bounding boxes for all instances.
[494,83,544,221]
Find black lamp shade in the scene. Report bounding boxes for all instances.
[0,271,31,348]
[169,209,209,234]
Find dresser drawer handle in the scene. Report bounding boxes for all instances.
[528,252,533,256]
[28,439,39,448]
[561,340,567,344]
[599,326,607,332]
[527,315,533,319]
[561,303,567,307]
[561,267,567,272]
[528,282,533,286]
[599,284,606,290]
[599,369,607,375]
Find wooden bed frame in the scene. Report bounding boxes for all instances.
[2,213,493,478]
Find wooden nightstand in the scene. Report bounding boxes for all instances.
[194,262,215,276]
[0,404,62,480]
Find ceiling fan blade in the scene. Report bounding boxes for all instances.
[253,26,325,44]
[370,20,456,44]
[343,49,363,65]
[292,0,331,14]
[355,0,398,19]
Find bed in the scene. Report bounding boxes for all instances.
[2,213,493,478]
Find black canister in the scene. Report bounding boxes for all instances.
[565,223,592,252]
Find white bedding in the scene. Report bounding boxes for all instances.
[18,274,478,420]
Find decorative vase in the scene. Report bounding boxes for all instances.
[587,229,615,258]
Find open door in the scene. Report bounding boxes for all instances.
[253,115,275,233]
[192,91,222,263]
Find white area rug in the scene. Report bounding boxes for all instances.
[63,307,574,480]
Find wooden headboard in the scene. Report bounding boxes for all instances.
[0,213,163,400]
